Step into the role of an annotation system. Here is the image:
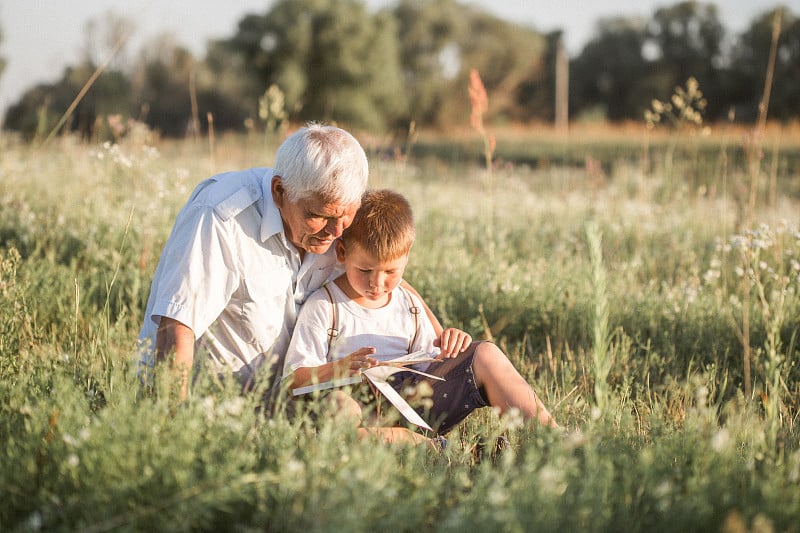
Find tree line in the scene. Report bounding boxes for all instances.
[1,0,797,141]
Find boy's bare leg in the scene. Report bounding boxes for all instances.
[327,391,439,448]
[325,390,364,427]
[357,427,434,447]
[471,343,559,428]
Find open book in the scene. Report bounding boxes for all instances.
[291,350,443,431]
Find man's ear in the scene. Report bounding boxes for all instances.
[335,239,347,262]
[271,176,284,208]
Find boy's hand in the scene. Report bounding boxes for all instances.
[434,328,472,359]
[339,347,379,375]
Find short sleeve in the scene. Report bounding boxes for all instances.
[148,204,240,337]
[283,289,334,376]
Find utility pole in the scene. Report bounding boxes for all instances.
[555,36,569,133]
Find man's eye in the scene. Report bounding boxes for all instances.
[359,269,371,273]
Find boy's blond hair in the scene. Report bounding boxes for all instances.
[340,189,415,261]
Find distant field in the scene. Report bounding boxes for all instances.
[1,124,799,531]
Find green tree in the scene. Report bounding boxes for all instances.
[2,11,135,140]
[130,36,198,136]
[392,0,468,126]
[457,6,547,124]
[645,1,726,118]
[393,0,546,128]
[570,16,652,121]
[217,0,407,131]
[3,64,130,140]
[727,6,799,122]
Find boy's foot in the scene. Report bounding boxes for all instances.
[430,435,448,452]
[471,435,510,463]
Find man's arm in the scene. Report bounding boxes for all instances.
[156,317,196,400]
[400,280,443,336]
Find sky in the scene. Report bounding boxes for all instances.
[0,0,792,122]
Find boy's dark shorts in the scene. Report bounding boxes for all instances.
[390,341,490,435]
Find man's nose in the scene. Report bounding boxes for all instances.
[325,217,345,238]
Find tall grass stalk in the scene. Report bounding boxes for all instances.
[39,29,133,147]
[469,69,497,260]
[98,207,135,395]
[586,221,612,412]
[737,9,782,400]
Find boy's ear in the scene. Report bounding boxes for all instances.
[335,239,347,262]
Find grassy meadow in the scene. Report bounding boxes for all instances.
[1,120,800,531]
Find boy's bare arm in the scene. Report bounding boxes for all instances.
[400,280,443,336]
[290,347,378,389]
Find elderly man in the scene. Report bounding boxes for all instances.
[138,124,369,401]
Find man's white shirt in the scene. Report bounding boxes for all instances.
[138,167,338,386]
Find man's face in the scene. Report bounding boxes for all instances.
[272,177,359,255]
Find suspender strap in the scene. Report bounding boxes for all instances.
[324,283,421,355]
[399,285,421,352]
[322,284,338,356]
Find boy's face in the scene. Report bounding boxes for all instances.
[336,241,408,308]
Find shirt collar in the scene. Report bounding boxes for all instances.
[260,169,285,243]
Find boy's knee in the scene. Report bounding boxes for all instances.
[327,390,363,426]
[473,341,507,366]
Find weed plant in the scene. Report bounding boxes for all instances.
[0,125,799,531]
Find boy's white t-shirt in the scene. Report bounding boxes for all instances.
[283,280,438,376]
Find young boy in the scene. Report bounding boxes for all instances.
[283,189,558,442]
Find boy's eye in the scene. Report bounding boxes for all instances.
[359,269,371,274]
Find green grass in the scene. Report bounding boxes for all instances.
[1,126,799,531]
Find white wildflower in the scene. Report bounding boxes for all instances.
[695,385,709,408]
[538,465,568,496]
[487,484,509,505]
[703,269,720,284]
[654,480,673,513]
[286,458,305,476]
[501,407,524,431]
[220,396,245,417]
[711,428,731,453]
[202,396,215,422]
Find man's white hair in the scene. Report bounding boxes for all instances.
[273,124,368,205]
